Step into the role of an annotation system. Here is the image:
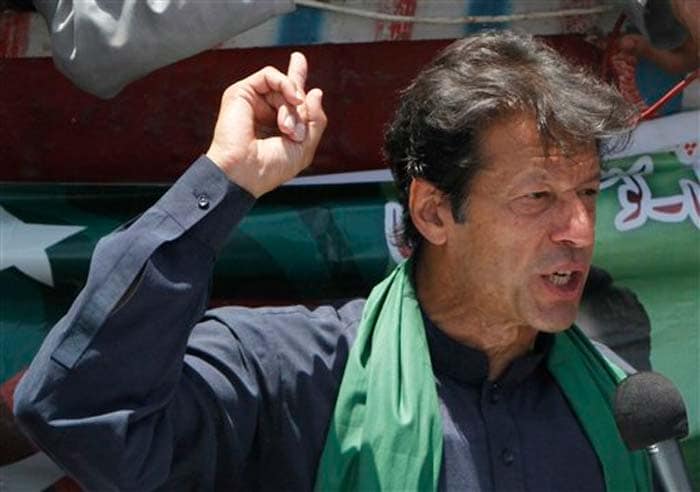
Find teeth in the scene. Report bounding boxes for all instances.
[548,271,572,285]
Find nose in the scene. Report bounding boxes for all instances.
[549,194,595,248]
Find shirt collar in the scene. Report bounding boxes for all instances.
[422,311,554,386]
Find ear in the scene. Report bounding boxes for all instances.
[408,179,452,246]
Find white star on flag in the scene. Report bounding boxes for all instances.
[0,205,85,287]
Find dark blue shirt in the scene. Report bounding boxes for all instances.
[425,316,604,491]
[15,157,604,491]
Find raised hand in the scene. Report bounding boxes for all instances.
[206,52,327,197]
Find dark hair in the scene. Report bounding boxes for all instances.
[384,30,637,249]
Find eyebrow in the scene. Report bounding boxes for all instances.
[510,170,602,190]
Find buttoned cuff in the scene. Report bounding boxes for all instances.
[49,156,255,370]
[154,155,256,253]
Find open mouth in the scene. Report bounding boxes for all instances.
[541,270,584,295]
[547,271,574,286]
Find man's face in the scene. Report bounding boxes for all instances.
[443,114,600,332]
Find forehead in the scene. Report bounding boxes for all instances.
[476,114,600,184]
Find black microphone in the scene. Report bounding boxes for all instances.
[614,371,692,492]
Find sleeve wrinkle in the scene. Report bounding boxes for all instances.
[14,157,255,490]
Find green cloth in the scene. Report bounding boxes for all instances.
[315,260,651,491]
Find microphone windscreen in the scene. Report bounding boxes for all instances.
[614,372,688,450]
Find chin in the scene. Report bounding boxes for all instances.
[529,304,579,333]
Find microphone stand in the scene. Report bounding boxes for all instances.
[647,440,692,492]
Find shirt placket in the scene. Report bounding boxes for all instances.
[480,381,526,492]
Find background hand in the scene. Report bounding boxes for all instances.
[618,34,698,75]
[206,52,327,197]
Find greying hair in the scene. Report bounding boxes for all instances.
[384,30,637,249]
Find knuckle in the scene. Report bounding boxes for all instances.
[223,84,245,100]
[262,66,278,78]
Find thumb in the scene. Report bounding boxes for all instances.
[303,88,327,158]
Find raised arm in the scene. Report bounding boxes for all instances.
[13,53,326,491]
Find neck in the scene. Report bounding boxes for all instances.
[414,248,539,380]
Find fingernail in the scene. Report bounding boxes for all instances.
[295,90,304,101]
[284,115,295,131]
[294,123,306,141]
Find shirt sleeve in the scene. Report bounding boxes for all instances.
[13,155,256,491]
[32,0,295,98]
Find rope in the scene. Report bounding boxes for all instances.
[294,1,616,25]
[640,71,699,121]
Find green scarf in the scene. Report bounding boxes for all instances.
[315,260,651,491]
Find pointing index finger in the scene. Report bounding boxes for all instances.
[278,52,309,142]
[287,52,308,96]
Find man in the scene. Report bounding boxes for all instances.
[621,0,698,75]
[14,32,649,491]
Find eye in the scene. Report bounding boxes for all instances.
[578,188,600,208]
[579,188,599,198]
[575,187,600,212]
[510,191,553,215]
